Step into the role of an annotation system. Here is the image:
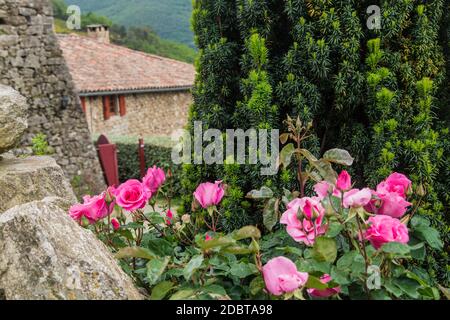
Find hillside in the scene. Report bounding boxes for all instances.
[64,0,194,48]
[52,0,196,63]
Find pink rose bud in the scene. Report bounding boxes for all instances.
[262,257,309,296]
[166,209,174,225]
[307,274,341,298]
[336,170,352,191]
[193,181,225,209]
[343,188,373,208]
[364,215,409,250]
[111,218,120,231]
[114,179,151,212]
[142,166,166,194]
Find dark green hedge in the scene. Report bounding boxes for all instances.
[116,142,182,196]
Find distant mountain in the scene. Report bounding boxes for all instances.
[65,0,194,48]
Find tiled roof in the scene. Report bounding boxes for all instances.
[57,34,195,94]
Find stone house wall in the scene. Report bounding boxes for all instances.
[83,90,192,138]
[0,0,105,193]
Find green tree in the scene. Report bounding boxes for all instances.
[185,0,448,284]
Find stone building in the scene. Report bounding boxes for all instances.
[0,0,105,193]
[57,26,195,138]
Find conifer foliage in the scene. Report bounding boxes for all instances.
[184,0,449,285]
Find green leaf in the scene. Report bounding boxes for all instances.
[381,242,411,255]
[326,222,343,238]
[323,148,354,166]
[147,256,170,285]
[305,275,328,290]
[394,278,420,299]
[330,266,350,285]
[183,255,204,280]
[384,279,403,298]
[312,237,337,263]
[115,246,155,260]
[263,198,279,231]
[221,245,255,255]
[201,285,228,298]
[229,262,258,278]
[198,236,235,250]
[246,186,274,199]
[279,143,295,168]
[146,238,174,256]
[249,276,265,295]
[413,225,443,250]
[232,226,261,240]
[409,242,426,261]
[337,251,358,271]
[150,281,174,300]
[170,289,196,300]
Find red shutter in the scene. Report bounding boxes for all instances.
[80,97,86,113]
[119,95,126,116]
[103,96,111,120]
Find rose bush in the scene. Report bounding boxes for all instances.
[68,121,445,300]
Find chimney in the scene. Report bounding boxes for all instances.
[86,24,110,44]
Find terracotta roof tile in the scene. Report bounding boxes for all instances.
[57,34,195,94]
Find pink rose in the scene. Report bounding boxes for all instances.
[314,181,341,200]
[314,181,331,199]
[263,257,309,296]
[114,179,150,212]
[364,215,409,249]
[336,170,351,191]
[111,218,120,230]
[69,203,92,223]
[82,192,112,222]
[193,181,225,209]
[69,192,113,224]
[376,191,412,218]
[142,166,166,194]
[281,197,327,246]
[377,172,411,198]
[343,188,372,208]
[205,234,212,241]
[307,274,341,298]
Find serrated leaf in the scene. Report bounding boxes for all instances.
[246,186,274,199]
[263,198,279,231]
[312,237,337,263]
[230,262,258,278]
[323,148,354,166]
[170,289,196,300]
[232,226,261,240]
[147,256,170,285]
[413,225,443,250]
[150,281,174,300]
[381,242,411,255]
[280,133,290,144]
[305,275,328,290]
[183,255,204,280]
[279,143,295,168]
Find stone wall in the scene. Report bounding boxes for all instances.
[84,90,192,137]
[0,0,105,193]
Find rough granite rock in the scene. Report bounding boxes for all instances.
[0,197,144,300]
[0,85,28,154]
[0,155,76,213]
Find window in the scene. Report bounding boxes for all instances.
[103,95,120,120]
